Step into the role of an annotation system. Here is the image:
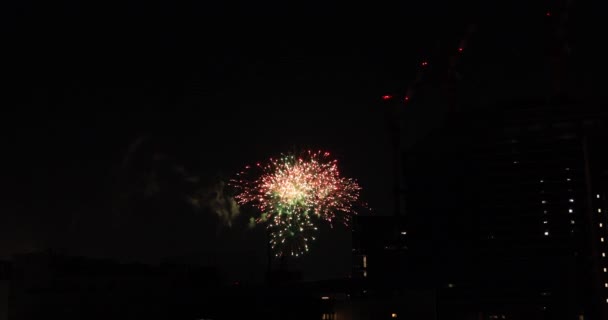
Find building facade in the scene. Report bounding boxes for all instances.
[403,104,608,319]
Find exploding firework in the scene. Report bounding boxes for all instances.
[230,150,362,257]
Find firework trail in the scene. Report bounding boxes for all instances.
[230,150,362,257]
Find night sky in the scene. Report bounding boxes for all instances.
[2,0,605,281]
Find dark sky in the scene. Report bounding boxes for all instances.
[2,0,604,281]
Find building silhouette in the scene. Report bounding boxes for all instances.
[402,104,608,319]
[0,260,9,320]
[6,252,240,320]
[373,2,608,318]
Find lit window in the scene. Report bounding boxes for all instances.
[569,199,575,203]
[543,221,548,224]
[569,209,574,213]
[567,178,571,181]
[599,208,603,213]
[321,296,330,300]
[571,220,575,224]
[603,252,606,257]
[542,200,547,204]
[600,223,603,228]
[601,238,605,242]
[598,194,601,199]
[544,231,549,236]
[605,283,608,288]
[401,231,407,235]
[544,210,548,214]
[363,255,367,268]
[540,179,544,183]
[604,268,607,273]
[391,313,398,318]
[363,270,367,278]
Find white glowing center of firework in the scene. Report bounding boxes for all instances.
[275,180,308,202]
[270,165,313,204]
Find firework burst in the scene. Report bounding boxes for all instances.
[230,150,362,257]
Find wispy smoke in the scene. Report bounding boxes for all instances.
[114,135,241,228]
[189,180,240,228]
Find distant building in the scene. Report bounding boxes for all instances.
[6,252,348,320]
[352,216,409,283]
[350,215,438,319]
[472,106,608,320]
[8,252,221,320]
[404,104,608,320]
